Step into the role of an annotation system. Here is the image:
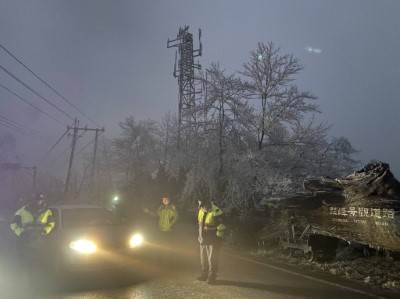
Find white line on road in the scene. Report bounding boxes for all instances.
[225,252,385,299]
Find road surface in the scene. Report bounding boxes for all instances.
[1,221,397,299]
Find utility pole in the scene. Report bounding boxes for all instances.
[90,127,105,190]
[64,119,78,194]
[64,118,104,194]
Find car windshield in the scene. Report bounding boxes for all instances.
[62,207,120,229]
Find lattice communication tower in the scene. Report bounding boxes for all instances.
[167,26,202,146]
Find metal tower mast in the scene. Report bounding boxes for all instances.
[167,25,202,147]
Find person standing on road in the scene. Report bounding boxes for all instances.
[156,194,179,234]
[197,199,226,285]
[144,194,179,263]
[10,193,55,268]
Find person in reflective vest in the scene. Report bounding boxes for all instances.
[196,199,226,285]
[10,193,55,263]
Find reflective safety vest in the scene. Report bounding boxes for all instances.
[10,206,55,237]
[198,203,226,237]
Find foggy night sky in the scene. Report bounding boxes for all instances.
[1,0,400,178]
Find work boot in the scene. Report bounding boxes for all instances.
[196,274,208,281]
[207,277,217,285]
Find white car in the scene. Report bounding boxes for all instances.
[42,204,145,273]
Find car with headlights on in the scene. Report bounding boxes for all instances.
[42,204,145,273]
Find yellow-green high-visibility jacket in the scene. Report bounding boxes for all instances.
[198,203,226,239]
[157,204,178,232]
[10,206,55,237]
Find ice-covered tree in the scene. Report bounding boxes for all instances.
[240,42,320,151]
[113,116,158,180]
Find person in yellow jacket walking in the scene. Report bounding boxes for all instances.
[196,199,226,285]
[10,193,55,265]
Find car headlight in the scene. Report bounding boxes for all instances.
[129,233,143,248]
[70,239,97,254]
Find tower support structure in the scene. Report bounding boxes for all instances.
[167,26,202,148]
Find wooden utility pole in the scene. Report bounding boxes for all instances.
[64,118,105,194]
[64,119,79,194]
[90,128,105,190]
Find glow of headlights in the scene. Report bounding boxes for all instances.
[129,234,143,248]
[70,240,97,254]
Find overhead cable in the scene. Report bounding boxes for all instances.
[37,127,69,163]
[48,137,95,171]
[75,137,96,156]
[0,114,50,140]
[47,143,71,168]
[0,64,74,121]
[0,83,66,126]
[0,120,48,142]
[0,44,102,128]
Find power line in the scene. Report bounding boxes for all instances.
[0,83,66,126]
[0,114,50,140]
[47,144,71,168]
[37,127,69,163]
[47,136,95,172]
[0,44,102,128]
[0,64,74,121]
[0,120,48,142]
[75,137,96,156]
[63,119,103,193]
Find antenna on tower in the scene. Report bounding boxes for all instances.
[167,25,202,149]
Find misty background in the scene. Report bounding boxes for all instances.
[1,0,400,209]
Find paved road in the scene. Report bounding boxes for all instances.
[1,222,397,299]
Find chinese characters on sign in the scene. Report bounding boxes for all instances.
[329,207,395,226]
[329,207,395,218]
